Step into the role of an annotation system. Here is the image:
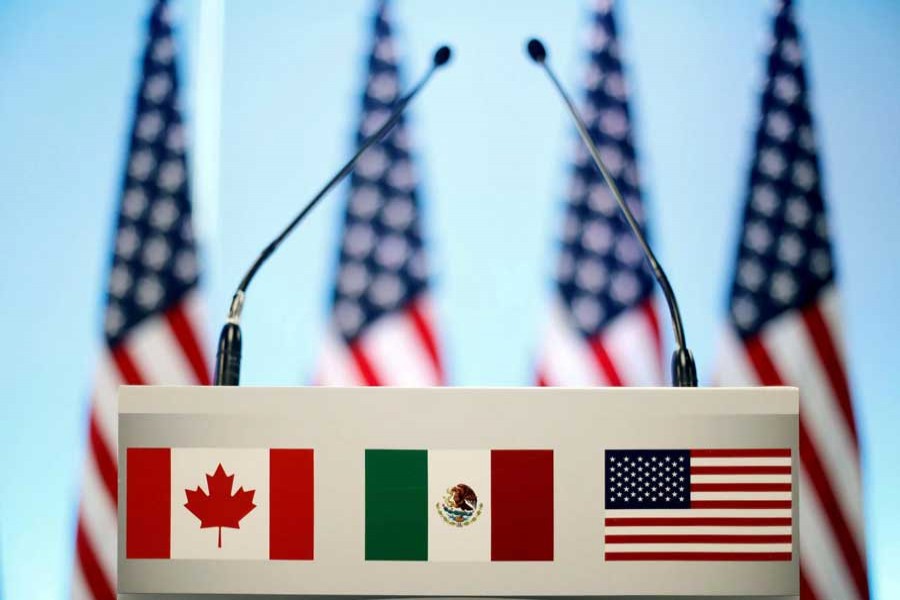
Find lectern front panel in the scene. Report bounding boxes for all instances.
[118,386,799,598]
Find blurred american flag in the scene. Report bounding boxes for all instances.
[716,1,869,597]
[317,0,444,386]
[537,0,663,387]
[72,1,210,597]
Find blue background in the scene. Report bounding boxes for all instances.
[1,1,898,597]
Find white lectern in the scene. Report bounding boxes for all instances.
[117,386,799,599]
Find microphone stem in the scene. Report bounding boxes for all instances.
[538,61,696,386]
[214,58,443,386]
[229,65,437,324]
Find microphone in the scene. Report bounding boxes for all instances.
[525,38,698,387]
[214,45,453,386]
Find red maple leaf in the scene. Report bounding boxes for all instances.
[184,463,256,548]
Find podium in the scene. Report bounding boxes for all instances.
[117,386,799,598]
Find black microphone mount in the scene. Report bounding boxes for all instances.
[213,45,453,386]
[525,38,697,387]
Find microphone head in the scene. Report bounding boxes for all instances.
[526,38,547,63]
[433,45,452,67]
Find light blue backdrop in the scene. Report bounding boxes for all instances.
[0,1,898,598]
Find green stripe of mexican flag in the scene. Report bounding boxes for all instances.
[365,449,553,561]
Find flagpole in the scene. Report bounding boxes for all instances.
[192,0,224,346]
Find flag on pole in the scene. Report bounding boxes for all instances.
[125,448,313,560]
[536,0,663,387]
[317,0,444,386]
[715,1,868,597]
[73,1,211,597]
[365,449,554,561]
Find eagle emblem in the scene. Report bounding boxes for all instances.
[436,483,483,527]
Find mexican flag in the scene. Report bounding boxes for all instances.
[365,449,554,561]
[125,447,314,560]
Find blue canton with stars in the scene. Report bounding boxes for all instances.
[728,0,834,339]
[104,0,199,346]
[605,449,690,509]
[555,0,655,339]
[330,0,430,343]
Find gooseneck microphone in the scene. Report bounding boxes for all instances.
[214,45,453,386]
[525,38,697,387]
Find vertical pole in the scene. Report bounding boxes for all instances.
[192,0,224,346]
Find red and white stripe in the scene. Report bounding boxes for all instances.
[537,297,663,387]
[318,295,443,386]
[715,287,869,599]
[604,449,793,561]
[73,293,210,600]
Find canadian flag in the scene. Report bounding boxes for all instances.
[126,447,314,560]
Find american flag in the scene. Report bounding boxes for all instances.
[317,0,443,386]
[537,0,662,387]
[716,1,869,597]
[604,449,793,561]
[72,2,210,598]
